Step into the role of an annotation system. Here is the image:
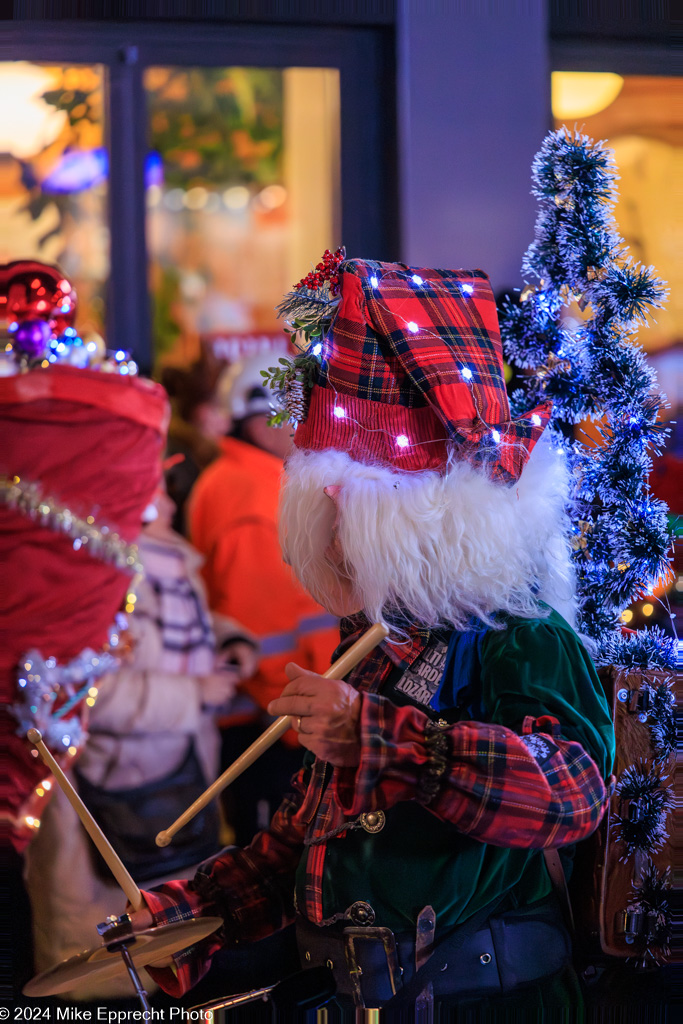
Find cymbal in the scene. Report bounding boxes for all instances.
[24,917,223,997]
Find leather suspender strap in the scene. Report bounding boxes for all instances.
[543,849,575,934]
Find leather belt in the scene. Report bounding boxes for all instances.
[296,892,571,1009]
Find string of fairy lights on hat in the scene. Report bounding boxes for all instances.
[317,390,545,473]
[297,263,550,465]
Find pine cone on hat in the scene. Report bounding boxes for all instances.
[283,375,308,425]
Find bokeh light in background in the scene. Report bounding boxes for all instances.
[0,61,109,337]
[551,72,624,120]
[144,66,341,370]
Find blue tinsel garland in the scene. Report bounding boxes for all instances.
[499,128,672,665]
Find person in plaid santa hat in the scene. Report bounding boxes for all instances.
[135,255,615,1012]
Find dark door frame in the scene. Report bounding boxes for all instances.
[6,20,398,371]
[551,38,679,76]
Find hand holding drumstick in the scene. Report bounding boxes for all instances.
[268,664,362,766]
[155,621,389,847]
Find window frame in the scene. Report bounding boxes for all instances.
[6,19,397,371]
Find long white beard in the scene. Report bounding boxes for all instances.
[279,434,576,631]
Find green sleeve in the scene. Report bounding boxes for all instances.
[480,608,615,779]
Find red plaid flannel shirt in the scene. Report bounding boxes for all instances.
[143,620,607,996]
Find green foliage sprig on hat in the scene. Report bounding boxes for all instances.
[260,353,320,428]
[276,246,345,349]
[263,247,345,426]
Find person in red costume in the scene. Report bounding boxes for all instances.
[130,256,614,1013]
[2,336,168,847]
[2,260,169,998]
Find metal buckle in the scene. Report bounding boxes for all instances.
[617,908,659,945]
[343,927,403,1008]
[622,687,652,716]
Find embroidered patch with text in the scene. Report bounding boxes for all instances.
[392,642,449,709]
[520,732,558,766]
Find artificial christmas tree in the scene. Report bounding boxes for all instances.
[499,128,676,965]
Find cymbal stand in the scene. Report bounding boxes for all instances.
[96,914,151,1013]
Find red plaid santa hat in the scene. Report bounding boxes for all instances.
[276,255,575,631]
[289,258,550,484]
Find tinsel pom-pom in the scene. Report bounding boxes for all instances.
[649,681,676,763]
[594,627,677,672]
[600,259,668,330]
[613,762,673,858]
[628,863,672,962]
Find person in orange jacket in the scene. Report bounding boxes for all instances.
[188,352,339,843]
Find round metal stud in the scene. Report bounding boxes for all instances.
[617,688,629,703]
[479,953,492,965]
[359,811,386,834]
[348,901,376,926]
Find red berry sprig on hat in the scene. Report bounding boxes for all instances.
[271,247,346,425]
[293,247,345,296]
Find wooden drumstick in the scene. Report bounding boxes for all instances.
[27,728,143,911]
[156,621,390,848]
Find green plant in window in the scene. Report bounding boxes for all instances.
[147,67,284,189]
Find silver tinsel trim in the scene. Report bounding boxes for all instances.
[12,616,126,752]
[1,476,143,574]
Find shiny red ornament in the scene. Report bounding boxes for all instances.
[1,260,78,332]
[50,290,78,336]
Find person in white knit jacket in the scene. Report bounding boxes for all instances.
[24,481,257,1001]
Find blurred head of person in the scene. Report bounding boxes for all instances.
[162,351,231,535]
[218,352,294,461]
[140,473,177,537]
[162,349,230,447]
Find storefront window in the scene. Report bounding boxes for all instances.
[144,66,341,368]
[552,73,682,354]
[0,61,109,336]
